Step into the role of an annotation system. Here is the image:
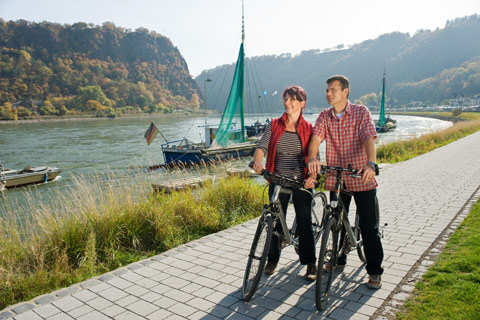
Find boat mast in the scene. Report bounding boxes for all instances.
[240,0,245,136]
[212,0,246,146]
[242,0,245,44]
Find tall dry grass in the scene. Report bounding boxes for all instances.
[0,167,263,309]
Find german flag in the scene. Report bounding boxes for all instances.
[144,122,159,145]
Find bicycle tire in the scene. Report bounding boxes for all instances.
[355,214,366,263]
[315,215,339,311]
[356,195,379,262]
[312,191,327,243]
[242,214,273,302]
[294,191,327,255]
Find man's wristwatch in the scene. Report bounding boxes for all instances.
[368,161,379,175]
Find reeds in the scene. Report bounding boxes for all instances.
[0,165,264,309]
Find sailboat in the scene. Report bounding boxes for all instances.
[160,2,258,167]
[375,70,396,133]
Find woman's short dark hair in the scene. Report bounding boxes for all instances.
[282,85,307,102]
[326,75,350,90]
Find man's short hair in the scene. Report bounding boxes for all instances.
[326,75,350,90]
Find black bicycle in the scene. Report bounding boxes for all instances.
[315,164,381,311]
[242,165,327,302]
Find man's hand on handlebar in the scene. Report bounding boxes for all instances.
[358,163,376,184]
[305,159,324,189]
[308,159,322,176]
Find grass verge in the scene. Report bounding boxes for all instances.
[0,173,264,310]
[397,198,480,320]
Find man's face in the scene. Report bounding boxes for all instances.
[326,80,349,106]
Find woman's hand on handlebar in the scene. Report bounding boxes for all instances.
[252,161,263,173]
[304,175,317,189]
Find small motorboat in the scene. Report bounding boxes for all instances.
[0,164,62,190]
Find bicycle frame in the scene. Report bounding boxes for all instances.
[324,166,363,253]
[267,184,298,249]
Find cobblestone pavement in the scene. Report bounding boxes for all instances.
[2,131,480,320]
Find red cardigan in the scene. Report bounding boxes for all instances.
[265,113,312,179]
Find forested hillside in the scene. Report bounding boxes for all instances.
[0,20,201,120]
[197,14,480,111]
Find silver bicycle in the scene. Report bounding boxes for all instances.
[242,165,327,302]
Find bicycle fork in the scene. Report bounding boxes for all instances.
[334,209,360,255]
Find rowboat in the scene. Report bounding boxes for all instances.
[0,164,62,190]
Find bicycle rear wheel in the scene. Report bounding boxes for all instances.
[242,214,273,302]
[315,215,339,311]
[294,191,326,255]
[312,191,327,243]
[355,195,379,262]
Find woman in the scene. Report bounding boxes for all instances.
[252,85,317,280]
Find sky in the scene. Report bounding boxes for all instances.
[1,0,479,77]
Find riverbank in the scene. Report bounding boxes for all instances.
[391,111,479,122]
[0,173,264,310]
[378,113,480,163]
[0,111,201,125]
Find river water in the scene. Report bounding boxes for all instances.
[0,114,451,218]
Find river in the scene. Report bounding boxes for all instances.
[0,114,451,219]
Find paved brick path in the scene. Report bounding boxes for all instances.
[2,131,480,320]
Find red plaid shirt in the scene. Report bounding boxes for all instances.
[313,101,378,192]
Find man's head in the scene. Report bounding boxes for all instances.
[326,75,349,107]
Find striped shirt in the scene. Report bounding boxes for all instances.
[257,123,304,180]
[313,101,378,191]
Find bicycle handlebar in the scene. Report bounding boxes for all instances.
[249,162,304,189]
[320,164,361,178]
[249,161,377,189]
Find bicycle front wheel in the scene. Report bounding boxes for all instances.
[242,214,273,302]
[315,215,339,311]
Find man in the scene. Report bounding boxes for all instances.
[305,75,384,289]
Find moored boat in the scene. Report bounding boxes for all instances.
[376,70,396,133]
[159,1,260,167]
[0,164,62,190]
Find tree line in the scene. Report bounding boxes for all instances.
[0,20,201,120]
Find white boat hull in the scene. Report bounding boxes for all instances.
[0,167,62,189]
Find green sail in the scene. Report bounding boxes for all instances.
[214,43,245,147]
[378,72,386,127]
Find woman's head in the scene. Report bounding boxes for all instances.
[282,86,307,103]
[282,85,307,115]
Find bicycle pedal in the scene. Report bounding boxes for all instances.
[380,223,388,238]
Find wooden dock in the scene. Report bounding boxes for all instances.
[152,169,256,193]
[152,176,212,193]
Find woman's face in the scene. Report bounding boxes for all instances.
[283,94,305,115]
